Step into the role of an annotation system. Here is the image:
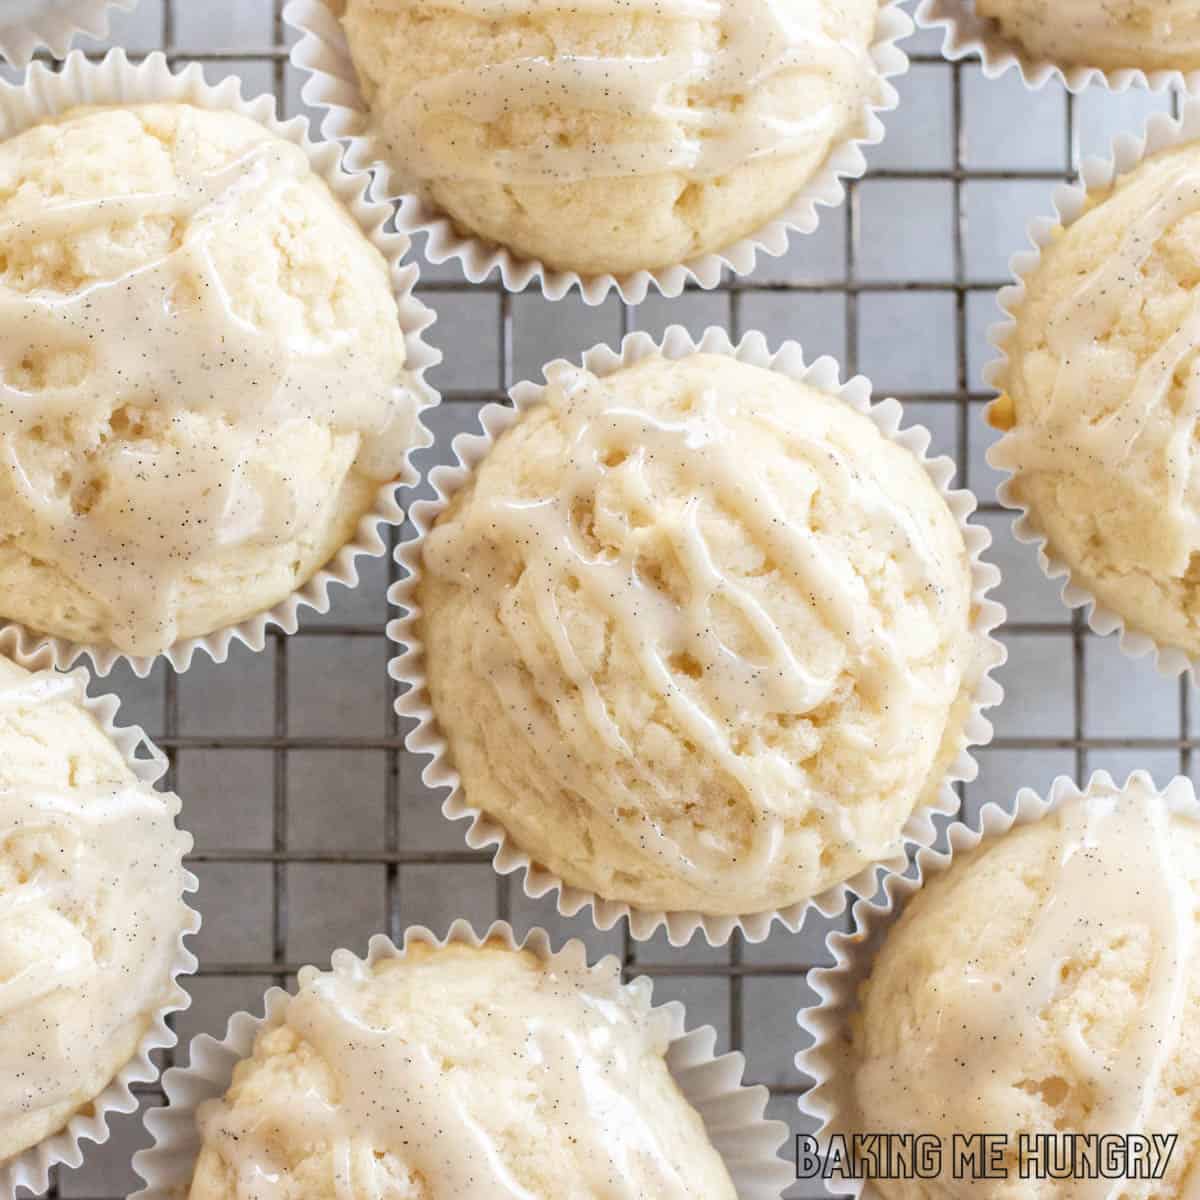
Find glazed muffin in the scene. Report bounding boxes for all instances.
[0,655,188,1163]
[849,777,1200,1200]
[340,0,884,275]
[976,0,1200,72]
[991,141,1200,656]
[188,941,736,1199]
[416,353,982,916]
[0,102,422,657]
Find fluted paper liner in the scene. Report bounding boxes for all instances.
[986,102,1200,677]
[0,48,441,678]
[387,324,1006,947]
[0,0,136,66]
[282,0,913,304]
[0,627,199,1199]
[795,770,1200,1200]
[130,920,793,1200]
[914,0,1200,93]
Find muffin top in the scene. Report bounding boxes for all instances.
[992,142,1200,655]
[850,778,1200,1200]
[0,102,419,657]
[975,0,1200,73]
[0,655,187,1163]
[341,0,882,275]
[188,941,736,1200]
[417,353,978,916]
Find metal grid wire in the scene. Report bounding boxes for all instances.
[24,3,1198,1197]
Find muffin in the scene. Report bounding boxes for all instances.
[0,654,188,1164]
[848,776,1200,1199]
[991,141,1200,656]
[339,0,885,276]
[187,941,736,1199]
[0,102,422,658]
[975,0,1200,72]
[416,352,980,916]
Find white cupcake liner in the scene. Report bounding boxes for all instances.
[0,48,441,679]
[0,0,135,66]
[130,919,793,1200]
[986,102,1200,678]
[914,0,1200,93]
[283,0,913,304]
[0,625,199,1199]
[796,769,1200,1199]
[387,324,1006,947]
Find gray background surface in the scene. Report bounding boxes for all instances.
[13,2,1194,1196]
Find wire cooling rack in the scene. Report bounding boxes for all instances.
[19,2,1199,1197]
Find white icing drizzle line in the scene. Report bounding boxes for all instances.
[798,770,1200,1200]
[0,48,440,678]
[913,0,1200,94]
[0,630,199,1200]
[388,325,1006,947]
[283,0,911,303]
[130,922,793,1200]
[986,101,1200,679]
